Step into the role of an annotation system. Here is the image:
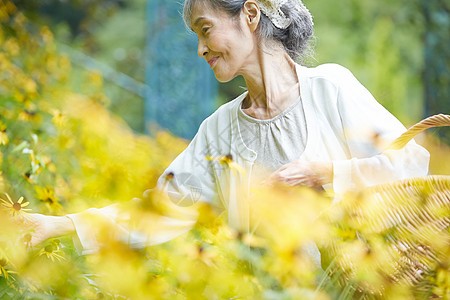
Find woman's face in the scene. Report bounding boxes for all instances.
[190,2,256,82]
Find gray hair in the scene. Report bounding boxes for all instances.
[182,0,315,63]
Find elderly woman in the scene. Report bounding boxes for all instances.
[26,0,429,257]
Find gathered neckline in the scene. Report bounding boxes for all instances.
[238,96,302,124]
[231,63,319,163]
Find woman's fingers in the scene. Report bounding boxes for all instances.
[7,213,62,247]
[18,213,49,247]
[268,160,326,187]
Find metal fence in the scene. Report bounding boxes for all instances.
[145,0,217,139]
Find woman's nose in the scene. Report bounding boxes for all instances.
[197,39,208,57]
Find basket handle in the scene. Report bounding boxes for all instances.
[387,114,450,150]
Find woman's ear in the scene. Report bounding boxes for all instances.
[243,0,260,33]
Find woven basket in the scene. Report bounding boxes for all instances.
[330,114,450,294]
[349,176,450,289]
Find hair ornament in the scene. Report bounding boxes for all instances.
[256,0,313,29]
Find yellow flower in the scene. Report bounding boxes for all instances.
[184,242,218,268]
[23,171,36,184]
[40,26,53,43]
[4,38,19,56]
[18,109,37,121]
[0,257,15,280]
[34,186,62,211]
[164,171,175,181]
[23,78,37,94]
[39,240,64,262]
[0,193,31,219]
[51,109,66,127]
[205,154,246,175]
[0,122,8,145]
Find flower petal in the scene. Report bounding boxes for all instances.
[4,193,13,205]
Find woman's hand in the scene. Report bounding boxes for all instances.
[22,214,75,247]
[267,160,333,187]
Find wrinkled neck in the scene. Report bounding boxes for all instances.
[241,43,300,120]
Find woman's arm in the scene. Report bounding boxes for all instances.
[24,202,198,255]
[268,161,333,187]
[25,214,75,247]
[330,66,429,193]
[25,119,216,253]
[269,64,429,192]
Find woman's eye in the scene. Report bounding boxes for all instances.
[202,27,209,33]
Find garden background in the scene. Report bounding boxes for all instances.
[0,0,449,299]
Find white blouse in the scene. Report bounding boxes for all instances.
[238,96,308,175]
[67,63,430,255]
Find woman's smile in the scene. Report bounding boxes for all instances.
[190,2,257,82]
[207,57,218,68]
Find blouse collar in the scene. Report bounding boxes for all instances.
[229,63,318,162]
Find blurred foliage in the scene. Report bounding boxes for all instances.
[305,0,427,124]
[423,0,450,144]
[0,1,449,299]
[0,0,185,239]
[14,0,146,133]
[11,0,125,38]
[13,0,449,133]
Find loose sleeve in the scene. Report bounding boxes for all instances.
[67,119,217,255]
[67,201,198,255]
[331,66,430,194]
